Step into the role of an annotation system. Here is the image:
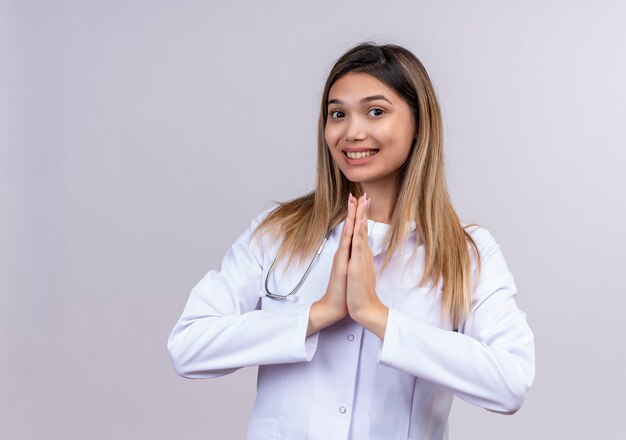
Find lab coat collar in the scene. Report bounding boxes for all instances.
[330,219,417,257]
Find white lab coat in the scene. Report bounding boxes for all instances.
[167,204,535,440]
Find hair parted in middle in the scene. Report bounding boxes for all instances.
[250,40,481,329]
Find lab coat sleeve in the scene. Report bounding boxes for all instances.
[377,227,535,414]
[167,205,320,379]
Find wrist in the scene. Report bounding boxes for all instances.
[352,302,389,340]
[307,299,344,336]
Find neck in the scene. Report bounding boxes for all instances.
[358,178,397,224]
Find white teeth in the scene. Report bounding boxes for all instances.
[346,150,378,159]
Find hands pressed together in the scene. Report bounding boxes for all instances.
[306,193,390,340]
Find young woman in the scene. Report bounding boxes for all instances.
[167,42,535,440]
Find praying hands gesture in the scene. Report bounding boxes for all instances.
[307,193,390,339]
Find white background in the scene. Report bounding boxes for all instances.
[2,0,625,438]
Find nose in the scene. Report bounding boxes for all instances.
[344,115,366,142]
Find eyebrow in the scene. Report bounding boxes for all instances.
[327,95,393,107]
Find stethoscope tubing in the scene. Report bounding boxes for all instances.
[264,230,332,301]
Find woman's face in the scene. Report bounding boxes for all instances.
[325,71,416,187]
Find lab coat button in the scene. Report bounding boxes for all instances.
[339,406,347,414]
[347,334,354,341]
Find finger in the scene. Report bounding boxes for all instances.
[355,196,370,250]
[363,199,372,237]
[340,193,356,251]
[352,194,366,247]
[359,193,369,231]
[348,194,358,258]
[356,193,366,221]
[359,219,367,246]
[347,193,357,234]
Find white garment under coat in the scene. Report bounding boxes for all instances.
[167,204,535,440]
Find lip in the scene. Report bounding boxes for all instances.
[342,147,379,153]
[343,149,379,165]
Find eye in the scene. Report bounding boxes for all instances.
[329,110,344,119]
[368,108,385,117]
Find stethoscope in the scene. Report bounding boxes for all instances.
[264,230,333,301]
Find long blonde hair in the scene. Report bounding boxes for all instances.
[250,41,481,329]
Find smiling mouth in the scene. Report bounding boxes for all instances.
[343,149,380,159]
